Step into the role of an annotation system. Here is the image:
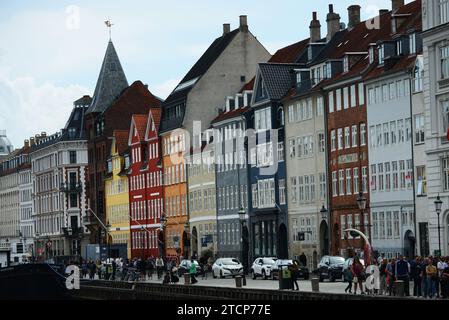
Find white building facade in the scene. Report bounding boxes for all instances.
[422,0,449,256]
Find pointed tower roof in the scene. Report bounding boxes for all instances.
[86,41,129,114]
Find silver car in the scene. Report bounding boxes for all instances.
[212,258,244,278]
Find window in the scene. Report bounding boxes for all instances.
[352,125,358,147]
[299,176,304,203]
[414,58,423,92]
[371,165,377,191]
[378,163,384,191]
[339,170,345,196]
[360,124,366,146]
[386,212,393,239]
[373,212,378,240]
[343,127,350,149]
[400,160,406,189]
[336,89,342,111]
[252,184,258,208]
[297,137,303,158]
[328,92,334,113]
[385,162,391,191]
[332,171,338,197]
[394,211,400,239]
[383,123,390,145]
[416,166,427,196]
[378,45,384,64]
[343,56,349,73]
[443,157,449,191]
[279,179,286,205]
[392,161,399,189]
[350,85,356,107]
[69,151,77,164]
[382,84,388,102]
[398,119,405,143]
[318,133,325,152]
[317,96,324,116]
[379,212,385,239]
[288,105,295,123]
[406,118,412,142]
[369,47,375,64]
[389,82,396,100]
[343,87,349,109]
[376,124,382,147]
[331,130,336,151]
[440,0,449,24]
[346,169,352,195]
[319,173,326,200]
[390,121,397,144]
[353,168,359,194]
[290,177,297,203]
[368,88,375,105]
[409,34,416,55]
[341,215,346,240]
[397,40,403,56]
[338,128,343,150]
[443,100,449,133]
[288,139,296,158]
[277,142,284,161]
[362,167,368,193]
[441,46,449,80]
[255,107,271,131]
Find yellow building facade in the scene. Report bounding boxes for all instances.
[105,131,131,258]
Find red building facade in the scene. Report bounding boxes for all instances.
[128,109,164,259]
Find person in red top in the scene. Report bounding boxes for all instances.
[351,256,365,295]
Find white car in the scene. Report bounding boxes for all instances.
[251,257,277,279]
[212,258,244,278]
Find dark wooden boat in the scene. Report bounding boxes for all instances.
[0,264,71,300]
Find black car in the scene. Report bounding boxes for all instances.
[317,256,345,282]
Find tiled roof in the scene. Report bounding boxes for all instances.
[211,106,250,124]
[149,108,162,133]
[74,95,92,106]
[269,38,310,63]
[87,41,129,114]
[113,130,129,155]
[132,114,149,141]
[259,63,299,101]
[240,77,255,92]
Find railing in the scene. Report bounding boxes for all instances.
[60,182,83,193]
[0,242,11,250]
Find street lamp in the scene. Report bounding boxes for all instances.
[238,207,247,277]
[356,191,367,235]
[434,195,443,257]
[320,205,327,221]
[184,221,190,259]
[106,221,111,262]
[159,214,167,258]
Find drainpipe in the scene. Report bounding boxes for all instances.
[408,67,418,257]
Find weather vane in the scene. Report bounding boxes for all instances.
[104,18,114,40]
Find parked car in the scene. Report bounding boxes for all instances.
[177,260,202,276]
[251,257,277,279]
[270,259,310,280]
[317,256,345,282]
[212,258,244,278]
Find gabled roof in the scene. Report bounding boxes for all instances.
[112,130,129,156]
[145,108,162,140]
[163,29,239,105]
[211,106,250,125]
[74,95,93,106]
[87,41,129,114]
[269,38,310,63]
[258,63,300,101]
[129,114,149,144]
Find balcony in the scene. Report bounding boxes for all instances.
[0,242,11,251]
[61,227,84,238]
[60,182,82,193]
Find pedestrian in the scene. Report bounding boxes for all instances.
[426,258,438,299]
[289,260,300,291]
[421,257,428,298]
[111,259,117,281]
[156,256,164,279]
[351,256,365,295]
[299,253,307,268]
[395,255,410,296]
[379,259,388,295]
[441,257,449,299]
[189,259,198,284]
[410,256,422,297]
[147,257,154,280]
[96,260,102,280]
[437,256,448,298]
[344,264,353,293]
[386,258,396,296]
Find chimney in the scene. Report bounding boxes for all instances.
[24,140,29,148]
[223,23,231,35]
[309,12,321,42]
[347,5,361,29]
[326,4,341,41]
[30,137,35,146]
[41,132,46,138]
[392,0,404,11]
[379,9,389,16]
[239,15,248,32]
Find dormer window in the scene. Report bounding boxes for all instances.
[296,72,302,86]
[397,40,403,56]
[369,47,375,64]
[343,56,349,73]
[409,33,417,55]
[124,156,130,169]
[378,44,385,64]
[68,128,77,139]
[324,62,332,79]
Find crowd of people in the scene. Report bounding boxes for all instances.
[343,255,449,299]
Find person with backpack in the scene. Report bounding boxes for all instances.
[289,260,300,291]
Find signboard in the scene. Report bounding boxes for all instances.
[338,153,359,165]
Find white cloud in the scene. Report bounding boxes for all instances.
[0,72,88,148]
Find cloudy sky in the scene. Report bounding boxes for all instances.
[0,0,398,147]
